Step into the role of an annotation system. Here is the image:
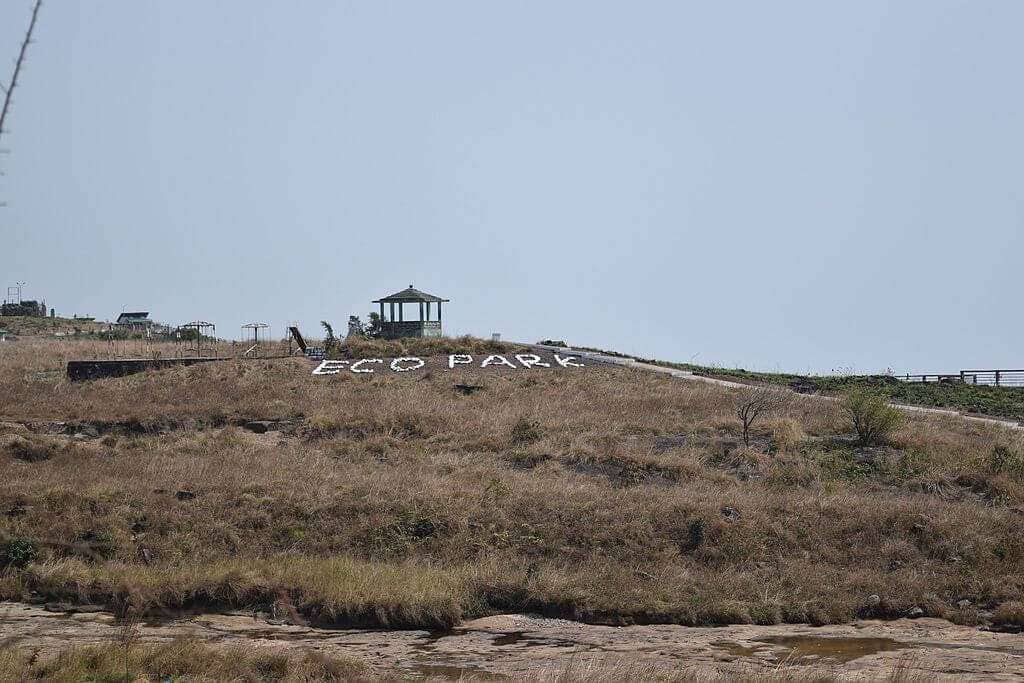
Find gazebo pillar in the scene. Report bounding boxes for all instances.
[438,302,442,323]
[390,302,395,322]
[379,302,385,321]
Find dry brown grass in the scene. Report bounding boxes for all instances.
[0,640,926,682]
[0,638,371,682]
[331,334,521,359]
[1,338,1023,630]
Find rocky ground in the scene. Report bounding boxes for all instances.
[2,602,1023,680]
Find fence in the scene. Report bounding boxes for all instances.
[959,370,1024,387]
[898,370,1024,388]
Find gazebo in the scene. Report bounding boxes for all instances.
[372,285,449,339]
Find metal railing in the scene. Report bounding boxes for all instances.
[897,370,1024,388]
[898,373,962,384]
[959,370,1024,387]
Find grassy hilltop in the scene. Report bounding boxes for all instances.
[0,315,109,337]
[0,337,1023,635]
[573,345,1024,423]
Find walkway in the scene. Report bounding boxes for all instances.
[528,344,1024,432]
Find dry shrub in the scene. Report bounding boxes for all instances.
[3,435,58,462]
[719,445,771,475]
[301,415,343,439]
[768,418,805,453]
[733,385,790,447]
[510,416,543,445]
[992,601,1024,629]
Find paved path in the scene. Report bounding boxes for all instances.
[528,344,1024,433]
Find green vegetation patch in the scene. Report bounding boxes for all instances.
[641,358,1024,421]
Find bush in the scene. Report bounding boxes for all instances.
[989,445,1024,478]
[993,601,1024,629]
[5,436,57,462]
[1,536,37,568]
[301,415,343,440]
[510,417,543,445]
[844,389,903,446]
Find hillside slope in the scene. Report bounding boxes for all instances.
[572,346,1024,423]
[0,315,108,337]
[0,338,1022,631]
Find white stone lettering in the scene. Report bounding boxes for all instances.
[515,354,551,369]
[481,354,517,369]
[391,357,425,372]
[314,353,585,376]
[350,358,383,373]
[312,359,350,375]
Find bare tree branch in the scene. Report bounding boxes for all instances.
[733,384,791,447]
[0,0,43,141]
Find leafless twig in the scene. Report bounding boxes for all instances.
[733,384,790,447]
[0,0,44,150]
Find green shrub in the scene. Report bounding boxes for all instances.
[989,445,1024,477]
[844,389,903,446]
[1,536,37,568]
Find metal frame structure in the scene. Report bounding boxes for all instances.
[178,321,216,358]
[5,283,24,305]
[240,322,270,358]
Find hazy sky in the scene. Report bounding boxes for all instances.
[2,1,1021,373]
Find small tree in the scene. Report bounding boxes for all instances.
[347,315,364,338]
[320,320,336,353]
[366,312,384,338]
[844,388,902,446]
[734,385,790,447]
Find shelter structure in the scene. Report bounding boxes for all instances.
[115,312,152,332]
[372,285,449,339]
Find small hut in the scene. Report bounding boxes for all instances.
[372,285,449,339]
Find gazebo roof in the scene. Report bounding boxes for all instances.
[373,285,449,304]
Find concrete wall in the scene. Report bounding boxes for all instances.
[67,358,224,382]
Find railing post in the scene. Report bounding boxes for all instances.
[996,370,1001,387]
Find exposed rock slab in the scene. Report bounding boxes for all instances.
[2,603,1023,680]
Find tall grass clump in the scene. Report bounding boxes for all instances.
[0,638,370,682]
